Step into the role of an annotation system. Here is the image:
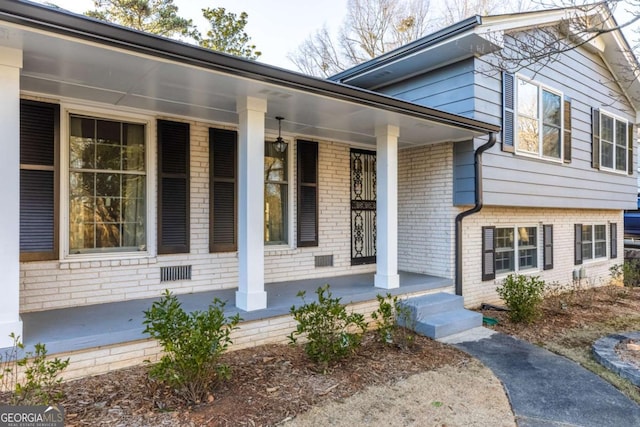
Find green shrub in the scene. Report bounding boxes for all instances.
[496,274,546,323]
[610,260,640,287]
[143,290,241,404]
[289,285,367,367]
[0,333,69,405]
[371,293,415,348]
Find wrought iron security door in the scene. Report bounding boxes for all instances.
[350,149,376,265]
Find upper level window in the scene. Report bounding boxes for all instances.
[69,115,146,254]
[516,77,562,160]
[600,111,628,172]
[265,141,288,244]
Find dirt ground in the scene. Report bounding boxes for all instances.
[3,284,639,426]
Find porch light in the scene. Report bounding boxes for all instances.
[274,116,288,153]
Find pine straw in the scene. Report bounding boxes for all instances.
[54,332,471,426]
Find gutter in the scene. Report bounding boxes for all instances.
[454,133,497,296]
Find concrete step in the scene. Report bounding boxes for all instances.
[399,292,463,318]
[397,292,482,339]
[414,310,483,339]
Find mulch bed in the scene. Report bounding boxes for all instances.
[53,332,471,426]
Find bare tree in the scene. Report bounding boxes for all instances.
[440,0,503,25]
[288,0,537,77]
[288,0,433,77]
[485,2,640,75]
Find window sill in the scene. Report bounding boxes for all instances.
[581,258,609,267]
[495,268,540,281]
[598,167,630,176]
[60,251,156,268]
[265,244,297,255]
[514,151,563,165]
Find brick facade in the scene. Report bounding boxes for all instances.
[20,119,375,312]
[398,142,457,279]
[460,207,623,307]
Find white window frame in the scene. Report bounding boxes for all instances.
[60,103,156,261]
[494,225,540,276]
[263,133,294,250]
[581,223,608,262]
[599,109,629,174]
[515,75,564,162]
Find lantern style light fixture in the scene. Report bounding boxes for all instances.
[274,116,288,153]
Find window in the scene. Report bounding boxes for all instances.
[265,142,288,244]
[494,226,538,274]
[581,224,606,261]
[599,111,629,172]
[503,73,572,162]
[515,77,562,160]
[483,226,539,280]
[68,115,146,254]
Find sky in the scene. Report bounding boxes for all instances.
[35,0,349,70]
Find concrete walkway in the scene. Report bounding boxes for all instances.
[441,328,640,427]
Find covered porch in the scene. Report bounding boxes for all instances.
[21,271,451,356]
[0,2,499,352]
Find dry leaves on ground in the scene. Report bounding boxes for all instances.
[56,333,474,426]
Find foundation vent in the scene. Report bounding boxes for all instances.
[160,265,192,282]
[315,255,334,268]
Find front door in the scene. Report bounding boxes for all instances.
[350,149,376,265]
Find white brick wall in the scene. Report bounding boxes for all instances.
[460,207,623,307]
[398,142,457,278]
[20,120,374,312]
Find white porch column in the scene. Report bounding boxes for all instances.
[374,124,400,289]
[236,96,268,311]
[0,47,23,347]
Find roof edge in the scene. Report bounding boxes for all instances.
[1,1,499,134]
[329,15,482,83]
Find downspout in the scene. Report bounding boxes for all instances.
[454,132,497,296]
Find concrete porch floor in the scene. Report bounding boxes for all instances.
[17,271,452,356]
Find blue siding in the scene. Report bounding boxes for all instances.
[357,31,637,211]
[476,34,636,210]
[453,140,475,205]
[377,58,476,117]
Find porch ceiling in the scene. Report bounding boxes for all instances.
[0,2,499,148]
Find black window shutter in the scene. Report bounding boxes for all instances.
[157,120,190,254]
[628,123,634,176]
[210,128,237,252]
[20,100,59,261]
[297,140,318,247]
[592,108,600,169]
[563,99,572,163]
[610,223,618,259]
[482,226,496,281]
[574,223,583,265]
[502,72,515,153]
[543,224,553,270]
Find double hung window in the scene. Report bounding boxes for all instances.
[69,115,146,254]
[516,77,563,160]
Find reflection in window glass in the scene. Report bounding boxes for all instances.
[264,142,288,244]
[69,115,146,253]
[516,78,562,159]
[495,226,538,274]
[495,228,514,274]
[600,113,628,172]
